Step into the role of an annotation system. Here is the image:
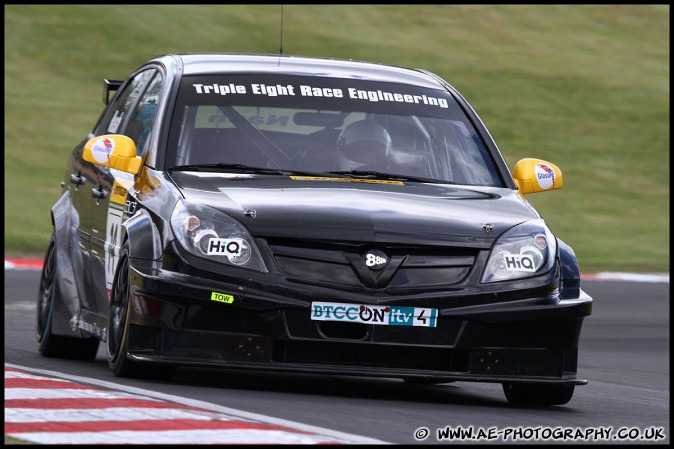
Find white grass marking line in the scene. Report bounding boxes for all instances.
[583,272,670,283]
[5,407,228,423]
[6,370,77,382]
[5,387,164,400]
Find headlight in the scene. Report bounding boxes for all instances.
[170,200,267,272]
[482,219,556,283]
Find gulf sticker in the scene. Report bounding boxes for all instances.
[290,176,404,185]
[91,137,114,164]
[535,163,556,190]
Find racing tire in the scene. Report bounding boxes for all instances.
[36,234,100,360]
[502,382,575,406]
[107,242,176,380]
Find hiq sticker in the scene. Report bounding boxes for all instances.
[206,238,244,256]
[502,253,536,272]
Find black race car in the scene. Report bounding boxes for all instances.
[37,53,592,406]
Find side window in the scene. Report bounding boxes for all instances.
[124,72,163,153]
[94,69,156,136]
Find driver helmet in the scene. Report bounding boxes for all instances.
[336,119,392,170]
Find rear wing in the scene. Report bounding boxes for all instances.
[103,79,124,105]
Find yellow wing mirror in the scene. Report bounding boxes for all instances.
[512,158,563,194]
[83,135,142,175]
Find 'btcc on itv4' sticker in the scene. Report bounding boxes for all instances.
[311,302,437,328]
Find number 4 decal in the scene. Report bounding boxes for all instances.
[415,308,437,328]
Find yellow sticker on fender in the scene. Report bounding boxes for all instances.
[110,178,133,204]
[211,292,235,303]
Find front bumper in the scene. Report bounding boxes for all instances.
[125,253,592,386]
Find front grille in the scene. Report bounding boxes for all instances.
[268,239,477,289]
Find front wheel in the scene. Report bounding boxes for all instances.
[502,382,575,406]
[107,242,176,380]
[36,234,99,360]
[107,243,143,377]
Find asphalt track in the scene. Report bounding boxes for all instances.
[4,264,670,444]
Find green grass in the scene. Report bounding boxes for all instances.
[4,5,669,273]
[4,435,32,445]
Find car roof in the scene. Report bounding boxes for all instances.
[148,53,446,89]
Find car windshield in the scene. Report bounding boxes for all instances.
[165,74,503,186]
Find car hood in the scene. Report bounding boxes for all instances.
[169,172,541,248]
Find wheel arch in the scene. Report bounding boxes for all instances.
[121,209,163,261]
[50,190,72,251]
[557,238,581,299]
[48,191,86,337]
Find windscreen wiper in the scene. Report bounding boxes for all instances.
[169,163,327,178]
[326,170,447,184]
[169,163,286,174]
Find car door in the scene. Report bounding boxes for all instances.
[66,141,99,311]
[89,69,164,314]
